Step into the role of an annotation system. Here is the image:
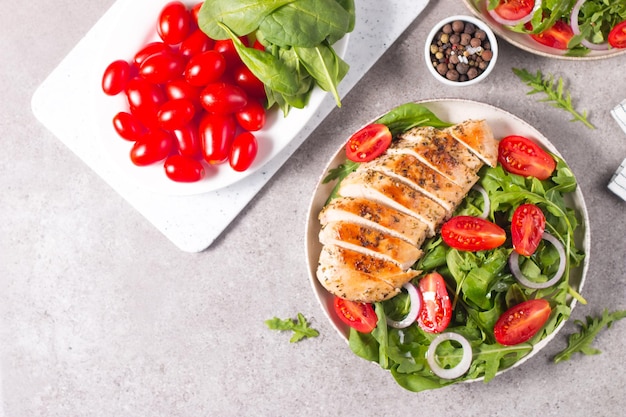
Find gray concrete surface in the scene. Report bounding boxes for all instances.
[2,1,626,416]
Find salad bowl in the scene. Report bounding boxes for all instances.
[305,99,590,390]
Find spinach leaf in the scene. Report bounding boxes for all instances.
[374,103,453,135]
[294,42,349,106]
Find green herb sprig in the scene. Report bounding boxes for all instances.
[513,68,595,130]
[265,313,320,343]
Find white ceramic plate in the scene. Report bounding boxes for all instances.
[461,0,626,60]
[91,0,349,196]
[305,99,590,377]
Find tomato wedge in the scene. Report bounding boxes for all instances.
[417,272,451,334]
[494,299,551,345]
[345,123,392,162]
[493,0,535,22]
[441,216,506,252]
[498,135,556,180]
[608,20,626,49]
[530,20,573,50]
[334,296,378,333]
[511,203,546,256]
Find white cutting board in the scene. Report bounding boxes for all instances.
[31,0,431,252]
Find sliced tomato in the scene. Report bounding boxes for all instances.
[530,20,573,50]
[417,272,451,334]
[493,0,535,22]
[498,135,556,180]
[345,123,392,162]
[608,20,626,49]
[511,203,546,256]
[494,299,551,345]
[441,216,506,252]
[333,296,378,333]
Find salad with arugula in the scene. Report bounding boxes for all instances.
[320,102,587,392]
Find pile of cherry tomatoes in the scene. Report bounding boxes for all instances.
[101,1,268,183]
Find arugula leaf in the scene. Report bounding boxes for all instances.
[553,309,626,363]
[512,68,595,129]
[265,313,320,343]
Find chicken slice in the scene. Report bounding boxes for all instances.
[338,169,448,237]
[362,153,467,213]
[317,244,420,303]
[319,221,423,270]
[445,119,498,167]
[319,196,429,247]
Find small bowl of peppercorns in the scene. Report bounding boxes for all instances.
[424,15,498,86]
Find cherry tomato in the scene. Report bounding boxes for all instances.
[511,204,546,256]
[252,39,265,51]
[191,2,203,25]
[125,78,167,127]
[530,20,573,50]
[199,113,237,164]
[130,129,174,166]
[345,123,392,162]
[184,50,227,86]
[200,82,248,114]
[157,98,196,130]
[112,112,146,141]
[173,123,203,159]
[164,78,202,110]
[138,52,186,84]
[102,60,131,96]
[333,296,378,333]
[157,1,192,45]
[233,65,266,99]
[441,216,506,252]
[214,38,248,68]
[229,132,258,172]
[494,299,551,345]
[493,0,535,21]
[179,29,214,58]
[164,155,205,182]
[498,135,556,180]
[608,20,626,49]
[133,42,171,67]
[417,272,452,334]
[235,100,266,131]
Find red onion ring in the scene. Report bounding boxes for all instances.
[426,332,473,379]
[509,232,566,289]
[472,184,490,219]
[386,282,422,329]
[486,0,542,27]
[570,0,610,50]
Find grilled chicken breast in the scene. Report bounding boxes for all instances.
[317,119,498,303]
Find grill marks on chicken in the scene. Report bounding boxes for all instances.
[317,119,498,303]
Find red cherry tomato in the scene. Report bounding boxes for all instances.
[133,42,171,67]
[511,203,546,256]
[184,50,227,86]
[494,299,551,345]
[200,82,248,114]
[130,129,174,166]
[157,98,196,130]
[214,38,248,68]
[112,112,146,141]
[102,60,131,96]
[608,20,626,49]
[498,135,556,180]
[530,20,573,50]
[345,123,392,162]
[164,78,202,110]
[417,272,451,334]
[125,78,166,127]
[252,39,265,51]
[493,0,535,21]
[138,52,186,84]
[229,132,258,172]
[191,2,203,25]
[233,65,266,99]
[173,123,203,159]
[235,100,266,131]
[179,29,214,58]
[333,296,378,333]
[441,216,507,252]
[157,1,192,45]
[199,113,237,164]
[164,155,205,182]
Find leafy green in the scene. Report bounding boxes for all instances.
[265,313,320,342]
[513,68,595,129]
[553,309,626,363]
[374,102,453,135]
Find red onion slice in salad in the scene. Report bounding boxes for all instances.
[386,282,422,329]
[426,332,473,379]
[509,232,567,289]
[472,184,490,219]
[486,0,542,27]
[570,0,610,50]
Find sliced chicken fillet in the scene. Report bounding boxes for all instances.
[446,119,498,167]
